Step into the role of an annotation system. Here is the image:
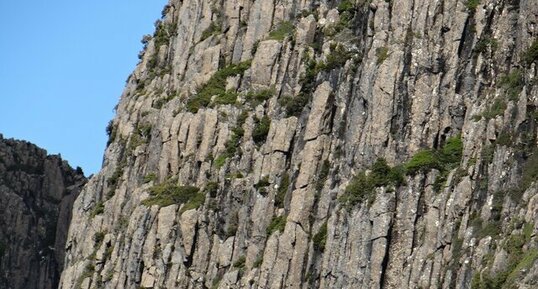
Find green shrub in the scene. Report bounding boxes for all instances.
[405,150,440,174]
[441,136,464,165]
[405,135,463,175]
[322,44,354,70]
[268,21,295,41]
[500,69,524,100]
[275,173,289,208]
[214,155,228,169]
[340,158,403,207]
[153,21,178,48]
[107,166,124,188]
[254,176,270,189]
[179,192,206,213]
[520,149,538,192]
[279,94,309,117]
[106,120,117,146]
[213,91,238,106]
[252,116,271,144]
[216,112,248,168]
[340,172,374,206]
[152,94,176,109]
[474,37,498,53]
[201,21,221,40]
[205,182,218,197]
[90,201,105,218]
[376,47,389,64]
[473,226,538,288]
[372,158,405,186]
[315,160,331,191]
[337,0,356,13]
[522,39,538,65]
[245,88,274,107]
[465,0,480,10]
[143,173,157,183]
[480,98,506,119]
[233,256,246,269]
[142,181,202,208]
[253,255,264,268]
[266,215,287,235]
[187,61,251,113]
[93,232,105,247]
[313,222,328,252]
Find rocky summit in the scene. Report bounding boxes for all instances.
[0,135,86,289]
[2,0,538,288]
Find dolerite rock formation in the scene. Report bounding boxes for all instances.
[0,135,86,289]
[59,0,538,288]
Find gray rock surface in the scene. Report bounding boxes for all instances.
[60,0,538,288]
[0,135,86,289]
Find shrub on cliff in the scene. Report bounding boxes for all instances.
[142,180,203,210]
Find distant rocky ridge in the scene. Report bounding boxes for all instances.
[0,135,86,289]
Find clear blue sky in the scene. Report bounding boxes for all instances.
[0,0,168,175]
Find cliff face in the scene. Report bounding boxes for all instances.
[60,0,538,288]
[0,136,86,289]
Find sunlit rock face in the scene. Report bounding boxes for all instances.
[60,0,538,288]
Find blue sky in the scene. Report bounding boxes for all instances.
[0,0,168,175]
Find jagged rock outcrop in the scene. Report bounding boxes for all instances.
[0,135,86,289]
[60,0,538,288]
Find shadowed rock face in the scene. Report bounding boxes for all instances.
[59,0,538,288]
[0,135,86,289]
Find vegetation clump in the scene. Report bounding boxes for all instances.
[153,20,177,48]
[522,39,538,65]
[245,88,274,107]
[322,0,357,36]
[472,224,538,289]
[105,120,117,146]
[315,160,331,191]
[187,61,251,113]
[268,21,295,41]
[142,180,203,209]
[514,149,538,197]
[475,99,507,121]
[275,173,290,208]
[500,69,524,100]
[233,256,246,269]
[143,173,157,183]
[254,176,270,196]
[266,215,287,235]
[319,44,354,71]
[90,201,105,218]
[376,47,389,64]
[405,136,463,175]
[465,0,480,11]
[252,116,271,145]
[201,21,222,41]
[279,94,309,117]
[339,158,404,207]
[312,222,328,252]
[474,37,498,53]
